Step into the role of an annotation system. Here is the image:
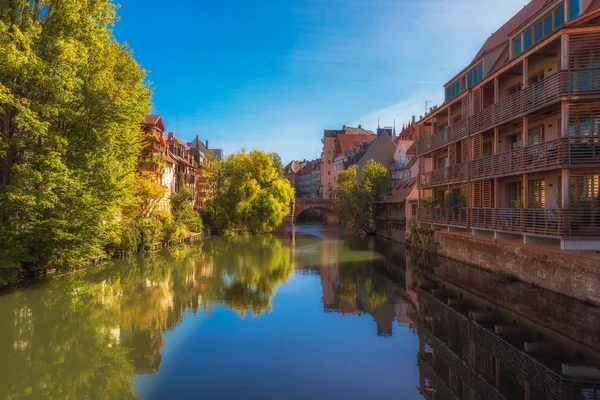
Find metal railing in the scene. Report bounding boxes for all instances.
[419,119,468,155]
[418,208,468,227]
[418,163,468,188]
[470,136,600,180]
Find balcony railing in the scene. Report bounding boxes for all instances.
[471,136,600,180]
[418,163,468,188]
[418,208,468,227]
[418,118,468,155]
[470,208,600,237]
[471,69,600,134]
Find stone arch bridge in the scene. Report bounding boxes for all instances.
[288,198,339,224]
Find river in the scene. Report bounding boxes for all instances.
[0,224,599,399]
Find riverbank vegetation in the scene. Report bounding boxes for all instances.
[0,3,294,287]
[202,150,294,236]
[334,160,389,234]
[0,1,151,283]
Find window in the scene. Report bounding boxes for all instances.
[529,125,545,145]
[529,180,546,208]
[507,182,522,208]
[524,28,533,50]
[446,80,462,100]
[534,22,543,43]
[555,4,565,28]
[544,14,553,36]
[507,134,522,151]
[570,0,580,20]
[436,156,449,169]
[515,37,522,56]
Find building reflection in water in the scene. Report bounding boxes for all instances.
[370,237,600,400]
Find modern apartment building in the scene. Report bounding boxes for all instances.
[417,0,600,250]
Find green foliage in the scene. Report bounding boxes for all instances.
[334,161,390,234]
[0,0,151,274]
[511,199,524,209]
[361,159,389,202]
[444,192,466,211]
[269,152,285,177]
[203,150,295,235]
[136,218,163,252]
[422,197,438,208]
[334,166,371,233]
[170,177,203,233]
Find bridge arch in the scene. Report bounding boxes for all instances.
[290,199,339,224]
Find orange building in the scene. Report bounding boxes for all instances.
[321,125,376,199]
[417,0,600,250]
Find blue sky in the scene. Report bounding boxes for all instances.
[114,0,529,163]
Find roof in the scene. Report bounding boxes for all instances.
[385,177,417,204]
[335,134,376,158]
[394,140,416,156]
[145,115,165,132]
[445,0,551,86]
[169,134,188,148]
[406,142,417,156]
[187,136,208,153]
[324,126,376,137]
[284,160,306,174]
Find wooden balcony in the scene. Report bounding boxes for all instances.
[418,118,468,155]
[418,208,468,227]
[471,69,600,135]
[471,136,600,180]
[470,208,600,237]
[418,163,468,188]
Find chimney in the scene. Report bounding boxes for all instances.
[358,124,362,129]
[168,132,174,140]
[412,115,416,124]
[342,125,346,131]
[205,140,209,149]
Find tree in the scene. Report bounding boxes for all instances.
[170,177,203,233]
[269,152,285,177]
[0,1,151,275]
[334,160,390,234]
[203,150,295,235]
[361,159,390,202]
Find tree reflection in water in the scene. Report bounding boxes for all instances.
[0,235,294,400]
[0,231,412,400]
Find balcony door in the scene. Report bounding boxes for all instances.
[529,179,546,208]
[507,182,522,208]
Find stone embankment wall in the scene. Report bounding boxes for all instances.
[408,229,600,306]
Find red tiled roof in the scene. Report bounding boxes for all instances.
[324,126,375,137]
[335,134,376,157]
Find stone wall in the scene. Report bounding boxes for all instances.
[432,231,600,306]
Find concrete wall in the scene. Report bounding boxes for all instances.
[431,231,600,305]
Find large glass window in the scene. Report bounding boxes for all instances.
[544,14,553,36]
[515,37,522,56]
[555,4,565,28]
[570,0,580,19]
[524,28,533,50]
[534,22,543,43]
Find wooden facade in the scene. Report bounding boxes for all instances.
[416,2,600,249]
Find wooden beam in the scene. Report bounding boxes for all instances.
[561,169,569,209]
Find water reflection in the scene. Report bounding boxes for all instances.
[1,225,599,399]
